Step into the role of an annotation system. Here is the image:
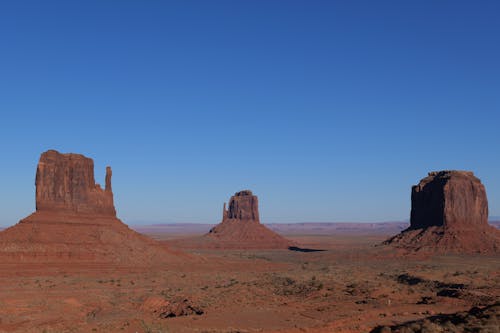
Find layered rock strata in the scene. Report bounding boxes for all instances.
[385,170,500,254]
[0,150,184,264]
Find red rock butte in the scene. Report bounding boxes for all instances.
[205,190,293,249]
[385,170,500,254]
[35,150,116,217]
[0,150,185,264]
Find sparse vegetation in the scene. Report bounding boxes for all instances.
[271,275,323,296]
[371,302,500,333]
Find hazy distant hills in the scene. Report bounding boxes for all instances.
[266,222,409,235]
[132,222,411,236]
[133,223,215,235]
[1,220,498,234]
[133,221,500,236]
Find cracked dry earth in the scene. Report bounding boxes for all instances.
[0,233,498,332]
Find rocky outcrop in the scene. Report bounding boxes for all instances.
[140,296,204,318]
[35,150,115,216]
[205,190,293,249]
[223,190,259,222]
[410,171,488,230]
[385,170,500,254]
[0,150,186,264]
[371,302,500,333]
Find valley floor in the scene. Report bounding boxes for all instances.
[0,232,498,332]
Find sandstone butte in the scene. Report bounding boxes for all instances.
[0,150,186,265]
[205,190,293,249]
[385,170,500,254]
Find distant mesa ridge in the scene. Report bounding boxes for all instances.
[385,170,500,254]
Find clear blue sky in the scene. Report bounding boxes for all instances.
[1,1,499,226]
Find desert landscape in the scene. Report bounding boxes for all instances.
[0,151,498,333]
[1,2,499,332]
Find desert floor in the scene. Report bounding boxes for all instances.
[0,228,498,333]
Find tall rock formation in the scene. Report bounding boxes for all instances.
[223,190,259,222]
[409,171,488,230]
[385,170,500,254]
[205,190,293,249]
[35,150,116,216]
[0,150,185,264]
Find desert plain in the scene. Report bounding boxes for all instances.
[0,222,498,333]
[3,2,500,332]
[0,152,499,333]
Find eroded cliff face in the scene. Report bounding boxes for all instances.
[35,150,115,216]
[207,190,292,249]
[410,171,488,230]
[0,150,185,265]
[385,170,499,254]
[223,190,259,222]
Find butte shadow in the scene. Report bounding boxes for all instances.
[288,246,326,252]
[383,170,500,254]
[0,150,187,265]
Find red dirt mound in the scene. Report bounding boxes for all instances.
[385,170,500,254]
[203,190,293,249]
[0,150,186,265]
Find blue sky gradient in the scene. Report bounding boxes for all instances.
[1,1,499,225]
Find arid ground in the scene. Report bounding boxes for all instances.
[0,223,498,333]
